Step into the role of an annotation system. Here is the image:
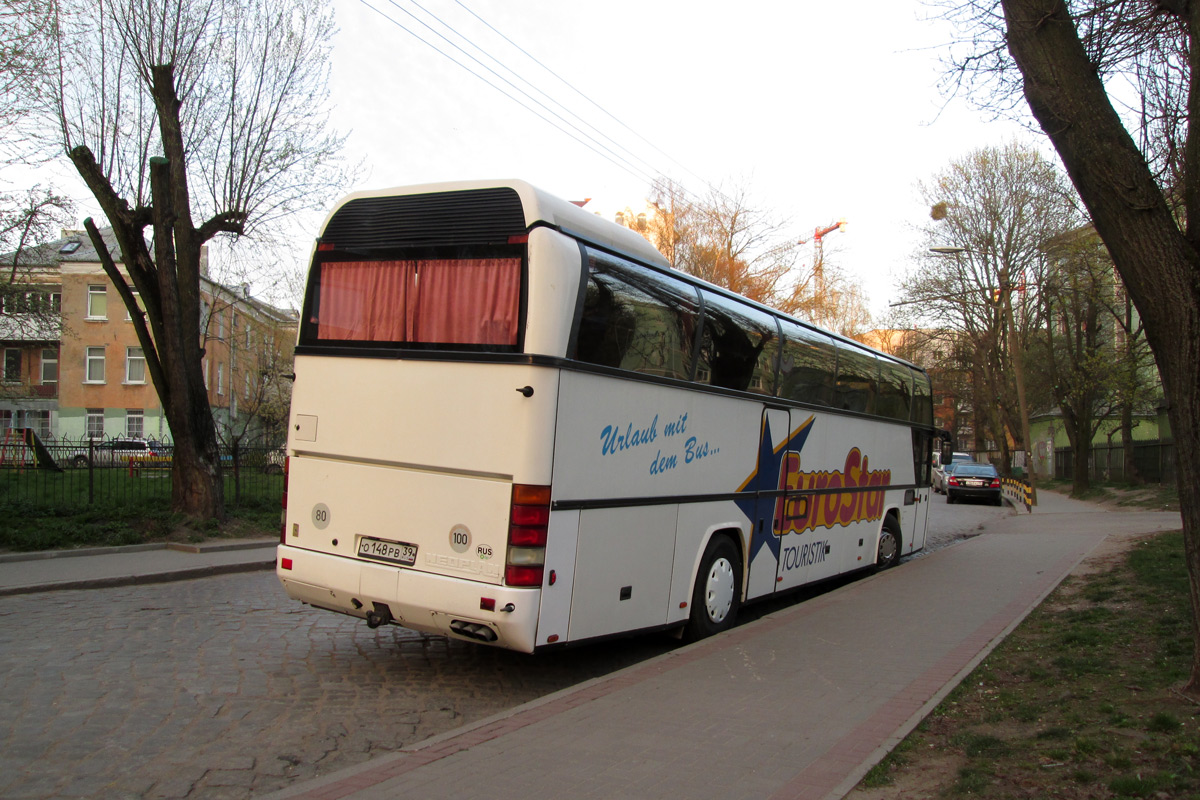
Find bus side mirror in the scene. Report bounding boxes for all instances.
[937,430,953,464]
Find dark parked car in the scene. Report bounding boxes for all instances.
[946,462,1003,506]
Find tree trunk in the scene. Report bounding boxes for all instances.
[1120,402,1141,484]
[72,153,226,522]
[1002,0,1200,697]
[1061,405,1092,496]
[1072,439,1091,496]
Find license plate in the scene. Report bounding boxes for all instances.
[966,479,983,487]
[357,536,418,566]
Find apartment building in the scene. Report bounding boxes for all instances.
[0,228,296,444]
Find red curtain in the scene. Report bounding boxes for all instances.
[411,259,520,345]
[318,261,413,341]
[317,258,519,345]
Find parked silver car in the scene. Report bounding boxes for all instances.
[933,453,974,494]
[69,438,171,468]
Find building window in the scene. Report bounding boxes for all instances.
[40,348,58,384]
[126,409,144,439]
[0,290,61,314]
[125,346,146,384]
[87,285,107,319]
[3,348,20,381]
[86,408,104,439]
[1,409,51,439]
[218,311,225,340]
[29,409,50,440]
[246,326,252,349]
[217,363,225,395]
[124,291,146,321]
[85,346,106,383]
[203,359,209,389]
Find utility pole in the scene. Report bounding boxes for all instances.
[999,262,1037,503]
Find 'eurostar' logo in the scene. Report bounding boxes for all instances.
[774,448,891,536]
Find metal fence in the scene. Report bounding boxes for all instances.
[1054,440,1177,484]
[0,437,284,510]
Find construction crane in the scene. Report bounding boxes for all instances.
[798,219,847,292]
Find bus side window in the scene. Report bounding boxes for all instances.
[912,429,933,485]
[777,321,836,406]
[574,250,698,381]
[834,345,878,414]
[877,362,913,421]
[911,370,934,426]
[697,291,777,394]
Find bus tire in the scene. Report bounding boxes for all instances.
[684,535,742,642]
[876,516,901,570]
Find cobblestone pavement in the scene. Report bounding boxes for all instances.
[0,573,678,799]
[0,499,1001,799]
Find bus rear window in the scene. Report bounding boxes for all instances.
[306,258,521,347]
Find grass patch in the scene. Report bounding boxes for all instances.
[0,456,284,551]
[854,530,1200,799]
[0,480,281,552]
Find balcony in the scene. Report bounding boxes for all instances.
[2,382,57,400]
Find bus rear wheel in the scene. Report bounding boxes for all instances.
[876,516,901,570]
[684,536,742,642]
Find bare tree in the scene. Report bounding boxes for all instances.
[779,240,873,338]
[897,142,1082,470]
[678,180,799,305]
[1035,233,1131,492]
[34,0,348,520]
[0,0,58,153]
[632,177,871,335]
[0,188,74,401]
[939,0,1200,697]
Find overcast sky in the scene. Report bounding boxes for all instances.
[322,0,1039,317]
[26,0,1043,317]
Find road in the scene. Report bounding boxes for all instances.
[0,494,1009,799]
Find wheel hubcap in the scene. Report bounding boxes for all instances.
[704,557,735,623]
[879,532,897,563]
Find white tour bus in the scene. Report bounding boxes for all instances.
[277,179,936,652]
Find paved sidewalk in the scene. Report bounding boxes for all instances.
[259,495,1181,800]
[0,537,276,596]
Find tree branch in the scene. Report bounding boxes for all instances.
[82,217,170,408]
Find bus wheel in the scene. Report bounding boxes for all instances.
[684,536,742,642]
[876,517,901,570]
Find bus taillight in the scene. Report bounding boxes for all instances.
[506,484,550,586]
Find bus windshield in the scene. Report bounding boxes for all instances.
[302,256,521,348]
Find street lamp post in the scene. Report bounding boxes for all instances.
[929,247,1037,502]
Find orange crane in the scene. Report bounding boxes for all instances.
[798,220,847,290]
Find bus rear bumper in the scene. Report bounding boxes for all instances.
[276,544,540,653]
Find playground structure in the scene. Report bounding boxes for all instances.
[0,428,63,472]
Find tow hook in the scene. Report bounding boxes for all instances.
[365,602,394,629]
